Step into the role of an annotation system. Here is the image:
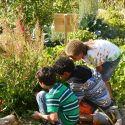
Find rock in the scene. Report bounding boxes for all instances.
[0,114,20,125]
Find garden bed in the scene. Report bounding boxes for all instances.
[1,108,125,125]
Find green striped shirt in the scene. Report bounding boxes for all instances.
[46,83,79,125]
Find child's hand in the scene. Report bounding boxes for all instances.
[32,111,41,119]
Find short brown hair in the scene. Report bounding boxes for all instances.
[65,40,88,56]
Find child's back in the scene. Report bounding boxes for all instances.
[67,65,111,108]
[84,39,121,67]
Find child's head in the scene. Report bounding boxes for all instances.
[36,67,56,89]
[53,56,75,80]
[65,40,88,61]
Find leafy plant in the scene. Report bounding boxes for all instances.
[79,8,125,42]
[0,45,40,115]
[0,42,64,115]
[68,29,95,42]
[110,45,125,106]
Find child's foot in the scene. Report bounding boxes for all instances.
[108,105,123,125]
[115,119,122,125]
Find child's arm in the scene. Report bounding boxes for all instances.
[96,65,103,72]
[32,111,58,123]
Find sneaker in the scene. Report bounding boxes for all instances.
[93,110,112,125]
[115,119,122,125]
[107,106,123,125]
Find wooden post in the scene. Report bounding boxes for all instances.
[64,14,67,44]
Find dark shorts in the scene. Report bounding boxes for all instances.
[100,57,120,81]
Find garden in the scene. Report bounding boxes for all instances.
[0,0,125,125]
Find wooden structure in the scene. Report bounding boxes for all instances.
[54,14,78,43]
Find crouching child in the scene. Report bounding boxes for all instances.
[53,57,121,125]
[32,66,79,125]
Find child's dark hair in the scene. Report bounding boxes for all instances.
[53,56,75,75]
[36,67,56,86]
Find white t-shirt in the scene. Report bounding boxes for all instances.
[84,40,121,67]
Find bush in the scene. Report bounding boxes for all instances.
[110,45,125,106]
[68,29,95,42]
[0,42,125,116]
[78,9,125,44]
[0,43,64,116]
[0,46,39,115]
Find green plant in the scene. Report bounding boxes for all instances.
[110,45,125,106]
[0,46,40,115]
[68,29,95,42]
[0,43,64,116]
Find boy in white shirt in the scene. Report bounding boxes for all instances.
[65,39,121,98]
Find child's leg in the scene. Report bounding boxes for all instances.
[100,58,120,99]
[36,91,63,125]
[36,91,48,114]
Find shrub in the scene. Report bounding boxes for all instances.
[0,43,64,116]
[68,29,95,42]
[110,45,125,106]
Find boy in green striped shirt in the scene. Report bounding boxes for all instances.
[32,66,79,125]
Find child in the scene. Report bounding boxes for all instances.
[53,56,122,125]
[65,39,121,98]
[32,66,79,125]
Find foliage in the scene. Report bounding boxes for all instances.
[53,0,78,13]
[0,42,64,116]
[97,8,125,40]
[68,29,95,42]
[0,0,79,29]
[23,0,54,27]
[110,38,125,46]
[79,0,98,18]
[110,45,125,107]
[38,45,64,67]
[0,44,40,115]
[78,8,125,43]
[79,15,111,38]
[0,0,125,117]
[1,42,125,116]
[43,25,64,47]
